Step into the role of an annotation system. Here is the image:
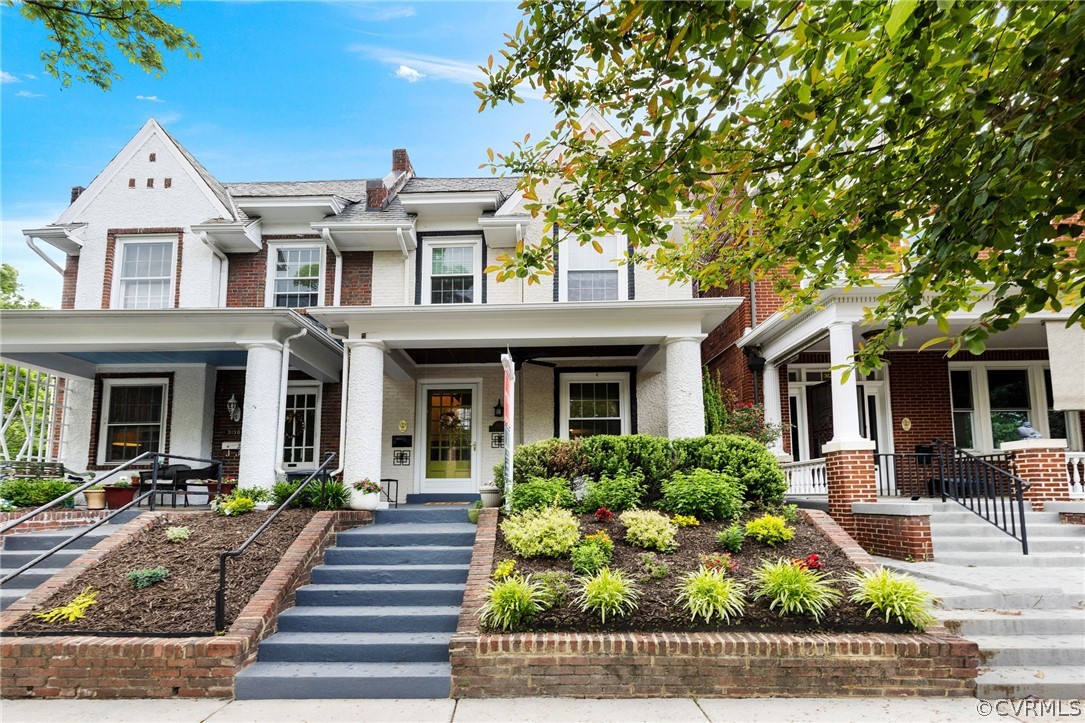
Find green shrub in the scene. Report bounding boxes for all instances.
[581,435,677,500]
[214,495,255,516]
[674,435,787,504]
[0,478,76,508]
[570,531,614,575]
[164,526,190,543]
[671,514,700,527]
[508,476,575,513]
[619,509,678,552]
[534,571,574,608]
[717,523,746,553]
[848,568,938,631]
[234,486,271,502]
[501,507,581,558]
[0,498,15,512]
[302,480,350,510]
[272,481,301,507]
[127,566,170,590]
[577,567,640,622]
[752,559,842,622]
[676,566,747,624]
[744,514,795,546]
[492,559,517,580]
[478,575,548,631]
[661,468,743,521]
[637,553,671,580]
[778,503,799,523]
[509,439,591,490]
[578,471,644,513]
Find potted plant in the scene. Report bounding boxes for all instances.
[349,479,382,511]
[103,479,137,509]
[479,482,502,508]
[467,499,483,524]
[84,485,106,510]
[215,476,237,497]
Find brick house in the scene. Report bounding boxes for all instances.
[1,113,739,498]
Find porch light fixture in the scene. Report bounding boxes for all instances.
[493,399,504,418]
[226,394,241,423]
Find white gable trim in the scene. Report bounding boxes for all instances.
[57,119,233,224]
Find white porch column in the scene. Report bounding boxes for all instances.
[664,335,706,438]
[344,339,385,485]
[826,321,865,447]
[762,361,785,455]
[238,341,283,489]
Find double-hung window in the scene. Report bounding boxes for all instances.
[99,379,168,464]
[268,245,323,308]
[560,372,630,439]
[424,239,480,304]
[116,238,175,309]
[560,235,627,302]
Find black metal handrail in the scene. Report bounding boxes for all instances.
[214,451,336,631]
[0,452,222,584]
[874,452,936,498]
[933,439,1030,555]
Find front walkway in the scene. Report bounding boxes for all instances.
[0,696,1020,722]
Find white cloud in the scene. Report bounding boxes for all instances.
[1,71,19,84]
[368,5,415,21]
[24,73,38,80]
[16,90,44,98]
[136,94,164,103]
[395,65,424,83]
[352,45,544,99]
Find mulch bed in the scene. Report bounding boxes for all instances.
[491,510,912,634]
[7,509,314,635]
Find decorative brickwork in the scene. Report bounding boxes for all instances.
[60,256,79,310]
[450,507,977,698]
[0,510,373,699]
[0,510,113,536]
[825,446,877,535]
[1004,441,1070,512]
[851,512,934,562]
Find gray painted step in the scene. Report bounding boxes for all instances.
[234,661,452,700]
[310,564,469,585]
[937,608,1085,636]
[374,507,471,525]
[931,536,1085,553]
[258,632,452,663]
[976,666,1085,700]
[933,552,1084,567]
[323,545,472,565]
[0,549,82,569]
[404,493,480,504]
[334,524,477,547]
[970,635,1085,667]
[295,583,465,607]
[0,567,66,588]
[275,606,462,633]
[1,530,111,551]
[930,522,1084,537]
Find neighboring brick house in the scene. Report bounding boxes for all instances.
[2,113,739,497]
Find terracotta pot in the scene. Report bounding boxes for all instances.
[103,486,136,509]
[84,488,106,510]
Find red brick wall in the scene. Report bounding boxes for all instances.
[852,513,934,561]
[226,238,366,309]
[1060,512,1085,525]
[339,251,373,306]
[101,228,183,309]
[225,243,268,307]
[1014,446,1070,511]
[825,448,877,535]
[211,370,246,477]
[60,256,79,309]
[0,510,113,536]
[87,372,175,471]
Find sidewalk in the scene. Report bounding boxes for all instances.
[0,696,1040,723]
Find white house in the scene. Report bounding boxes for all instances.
[1,115,739,498]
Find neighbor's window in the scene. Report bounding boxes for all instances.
[100,381,167,463]
[561,372,630,439]
[117,240,174,309]
[272,246,322,308]
[426,241,479,304]
[987,369,1032,447]
[563,236,623,302]
[950,369,976,449]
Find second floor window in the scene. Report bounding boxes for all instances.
[425,240,480,304]
[561,235,627,302]
[118,240,173,309]
[271,246,322,308]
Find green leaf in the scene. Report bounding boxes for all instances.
[886,0,919,41]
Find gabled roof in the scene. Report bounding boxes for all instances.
[224,179,371,201]
[402,177,520,195]
[158,125,236,217]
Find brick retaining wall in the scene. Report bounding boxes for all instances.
[1,510,371,698]
[0,510,114,536]
[449,508,978,698]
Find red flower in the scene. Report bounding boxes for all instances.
[595,506,614,523]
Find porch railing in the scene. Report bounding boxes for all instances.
[933,439,1029,554]
[1068,452,1085,498]
[874,452,935,497]
[781,458,828,495]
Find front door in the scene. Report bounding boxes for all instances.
[806,381,834,459]
[283,383,320,471]
[418,383,478,493]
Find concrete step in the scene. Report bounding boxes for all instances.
[257,632,452,663]
[373,507,472,525]
[0,566,66,589]
[930,522,1085,537]
[323,545,472,566]
[930,536,1085,553]
[275,606,461,633]
[1,529,111,551]
[234,661,451,699]
[334,524,477,548]
[404,494,480,504]
[976,665,1085,700]
[310,564,469,585]
[295,583,465,607]
[0,549,82,569]
[933,552,1084,567]
[937,608,1085,636]
[0,588,29,609]
[970,635,1085,667]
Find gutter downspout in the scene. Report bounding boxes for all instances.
[199,232,229,307]
[24,236,65,275]
[396,227,411,306]
[321,228,343,307]
[323,330,350,479]
[749,280,758,330]
[274,328,309,478]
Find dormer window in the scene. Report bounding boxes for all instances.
[423,238,481,304]
[560,235,628,302]
[267,244,323,308]
[115,237,175,309]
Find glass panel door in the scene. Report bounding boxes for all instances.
[425,387,474,482]
[283,386,319,469]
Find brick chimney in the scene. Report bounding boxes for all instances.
[392,148,412,173]
[70,186,85,204]
[366,180,388,211]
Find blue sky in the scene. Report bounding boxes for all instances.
[0,1,555,307]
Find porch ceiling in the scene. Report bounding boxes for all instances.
[404,344,645,365]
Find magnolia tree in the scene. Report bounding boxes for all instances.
[477,1,1085,370]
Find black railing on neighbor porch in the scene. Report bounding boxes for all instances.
[0,452,222,585]
[874,451,935,498]
[214,451,336,632]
